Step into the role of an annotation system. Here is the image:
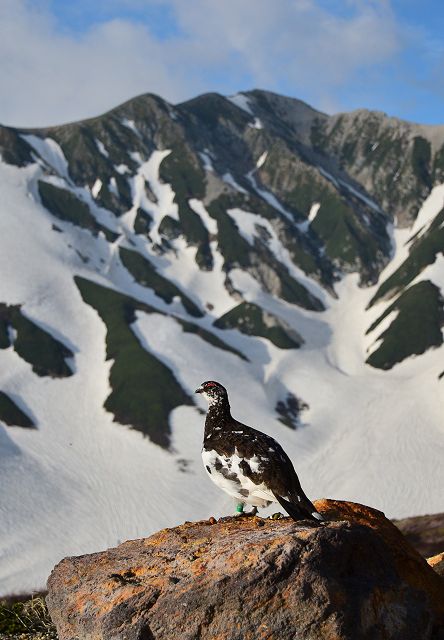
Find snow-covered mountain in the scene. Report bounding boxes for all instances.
[1,89,444,595]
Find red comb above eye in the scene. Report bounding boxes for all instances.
[205,382,218,387]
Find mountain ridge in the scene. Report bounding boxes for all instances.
[0,88,443,595]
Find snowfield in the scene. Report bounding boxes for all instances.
[0,146,443,596]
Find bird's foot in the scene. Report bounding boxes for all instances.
[234,502,245,516]
[234,503,258,517]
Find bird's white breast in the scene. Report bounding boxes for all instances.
[201,448,275,507]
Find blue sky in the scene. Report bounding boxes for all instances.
[1,0,444,127]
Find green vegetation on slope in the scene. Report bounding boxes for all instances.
[310,192,386,283]
[214,302,301,349]
[75,276,192,448]
[207,194,252,269]
[0,303,73,377]
[38,181,118,241]
[75,277,245,445]
[237,190,334,288]
[159,146,212,269]
[259,142,314,221]
[0,391,35,428]
[119,246,203,317]
[49,121,135,215]
[366,281,444,370]
[370,207,444,305]
[411,136,432,190]
[258,142,388,284]
[308,112,437,225]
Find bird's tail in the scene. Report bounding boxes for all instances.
[275,493,324,524]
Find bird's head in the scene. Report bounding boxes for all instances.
[195,380,228,406]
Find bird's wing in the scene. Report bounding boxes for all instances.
[226,421,299,493]
[231,421,323,522]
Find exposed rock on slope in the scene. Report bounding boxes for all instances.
[46,500,444,640]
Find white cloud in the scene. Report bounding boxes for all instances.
[170,0,402,97]
[0,0,184,126]
[0,0,403,127]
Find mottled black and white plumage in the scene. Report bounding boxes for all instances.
[195,380,323,522]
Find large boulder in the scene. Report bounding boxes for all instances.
[46,500,444,640]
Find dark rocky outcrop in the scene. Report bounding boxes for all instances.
[46,500,444,640]
[394,511,444,557]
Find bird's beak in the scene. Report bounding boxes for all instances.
[195,385,204,394]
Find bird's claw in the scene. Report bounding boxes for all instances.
[234,505,258,517]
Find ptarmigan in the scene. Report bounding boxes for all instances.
[196,380,323,522]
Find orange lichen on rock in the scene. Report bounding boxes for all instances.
[428,552,444,578]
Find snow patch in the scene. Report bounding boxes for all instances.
[249,117,263,130]
[222,172,248,194]
[121,118,140,137]
[365,310,400,357]
[154,237,234,316]
[95,139,109,158]
[91,179,102,199]
[410,183,444,240]
[227,93,253,115]
[256,151,268,169]
[318,166,339,189]
[115,164,130,175]
[299,202,320,232]
[189,199,218,235]
[21,135,69,179]
[339,179,382,212]
[108,177,119,197]
[246,171,293,223]
[227,207,327,303]
[308,202,321,223]
[198,151,214,173]
[129,149,178,244]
